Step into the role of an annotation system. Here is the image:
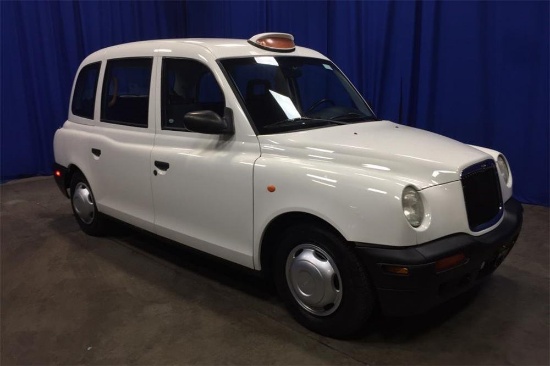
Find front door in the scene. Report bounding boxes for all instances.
[151,57,259,268]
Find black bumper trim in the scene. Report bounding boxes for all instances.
[354,198,523,316]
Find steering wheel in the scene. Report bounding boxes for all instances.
[305,98,335,113]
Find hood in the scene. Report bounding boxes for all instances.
[257,120,491,189]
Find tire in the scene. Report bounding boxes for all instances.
[70,171,105,236]
[273,224,374,338]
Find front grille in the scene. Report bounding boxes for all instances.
[461,159,503,231]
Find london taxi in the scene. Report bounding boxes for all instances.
[53,33,523,338]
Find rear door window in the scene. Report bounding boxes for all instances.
[101,58,153,127]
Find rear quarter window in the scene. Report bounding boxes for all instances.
[71,62,101,119]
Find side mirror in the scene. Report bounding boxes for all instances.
[183,108,234,135]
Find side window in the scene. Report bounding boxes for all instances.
[71,62,100,119]
[101,58,153,127]
[162,58,225,131]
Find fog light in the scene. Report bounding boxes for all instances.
[382,265,410,276]
[435,253,467,272]
[55,170,62,177]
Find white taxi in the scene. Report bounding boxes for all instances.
[53,33,523,338]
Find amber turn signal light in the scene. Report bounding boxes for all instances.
[382,265,410,276]
[435,253,467,272]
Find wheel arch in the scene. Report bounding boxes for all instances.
[66,164,85,190]
[259,211,351,278]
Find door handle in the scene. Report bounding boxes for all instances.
[154,161,170,171]
[92,148,101,157]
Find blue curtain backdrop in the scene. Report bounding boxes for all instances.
[0,1,186,182]
[1,1,548,205]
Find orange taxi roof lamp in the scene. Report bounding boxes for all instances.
[249,33,295,52]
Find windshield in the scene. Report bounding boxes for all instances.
[219,57,377,134]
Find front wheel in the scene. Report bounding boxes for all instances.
[70,172,105,236]
[273,224,374,338]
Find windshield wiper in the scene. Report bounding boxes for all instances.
[330,113,379,122]
[263,117,345,129]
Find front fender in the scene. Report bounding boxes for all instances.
[253,155,416,269]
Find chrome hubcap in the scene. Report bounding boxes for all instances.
[72,182,95,224]
[286,244,343,316]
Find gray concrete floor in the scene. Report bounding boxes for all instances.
[1,176,548,365]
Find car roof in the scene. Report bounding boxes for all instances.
[82,38,328,64]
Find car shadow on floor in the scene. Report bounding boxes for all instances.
[72,216,481,341]
[363,288,479,342]
[104,217,276,300]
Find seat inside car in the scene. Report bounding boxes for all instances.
[245,79,286,130]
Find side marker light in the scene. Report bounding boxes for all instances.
[382,265,409,276]
[435,253,467,272]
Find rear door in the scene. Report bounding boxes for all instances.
[88,57,156,232]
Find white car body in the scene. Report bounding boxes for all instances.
[53,34,522,337]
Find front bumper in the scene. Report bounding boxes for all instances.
[354,198,523,316]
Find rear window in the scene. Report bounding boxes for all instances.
[71,62,101,119]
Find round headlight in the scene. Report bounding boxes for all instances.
[497,155,510,183]
[402,186,424,228]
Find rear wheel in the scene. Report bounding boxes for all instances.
[273,224,374,338]
[70,172,104,236]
